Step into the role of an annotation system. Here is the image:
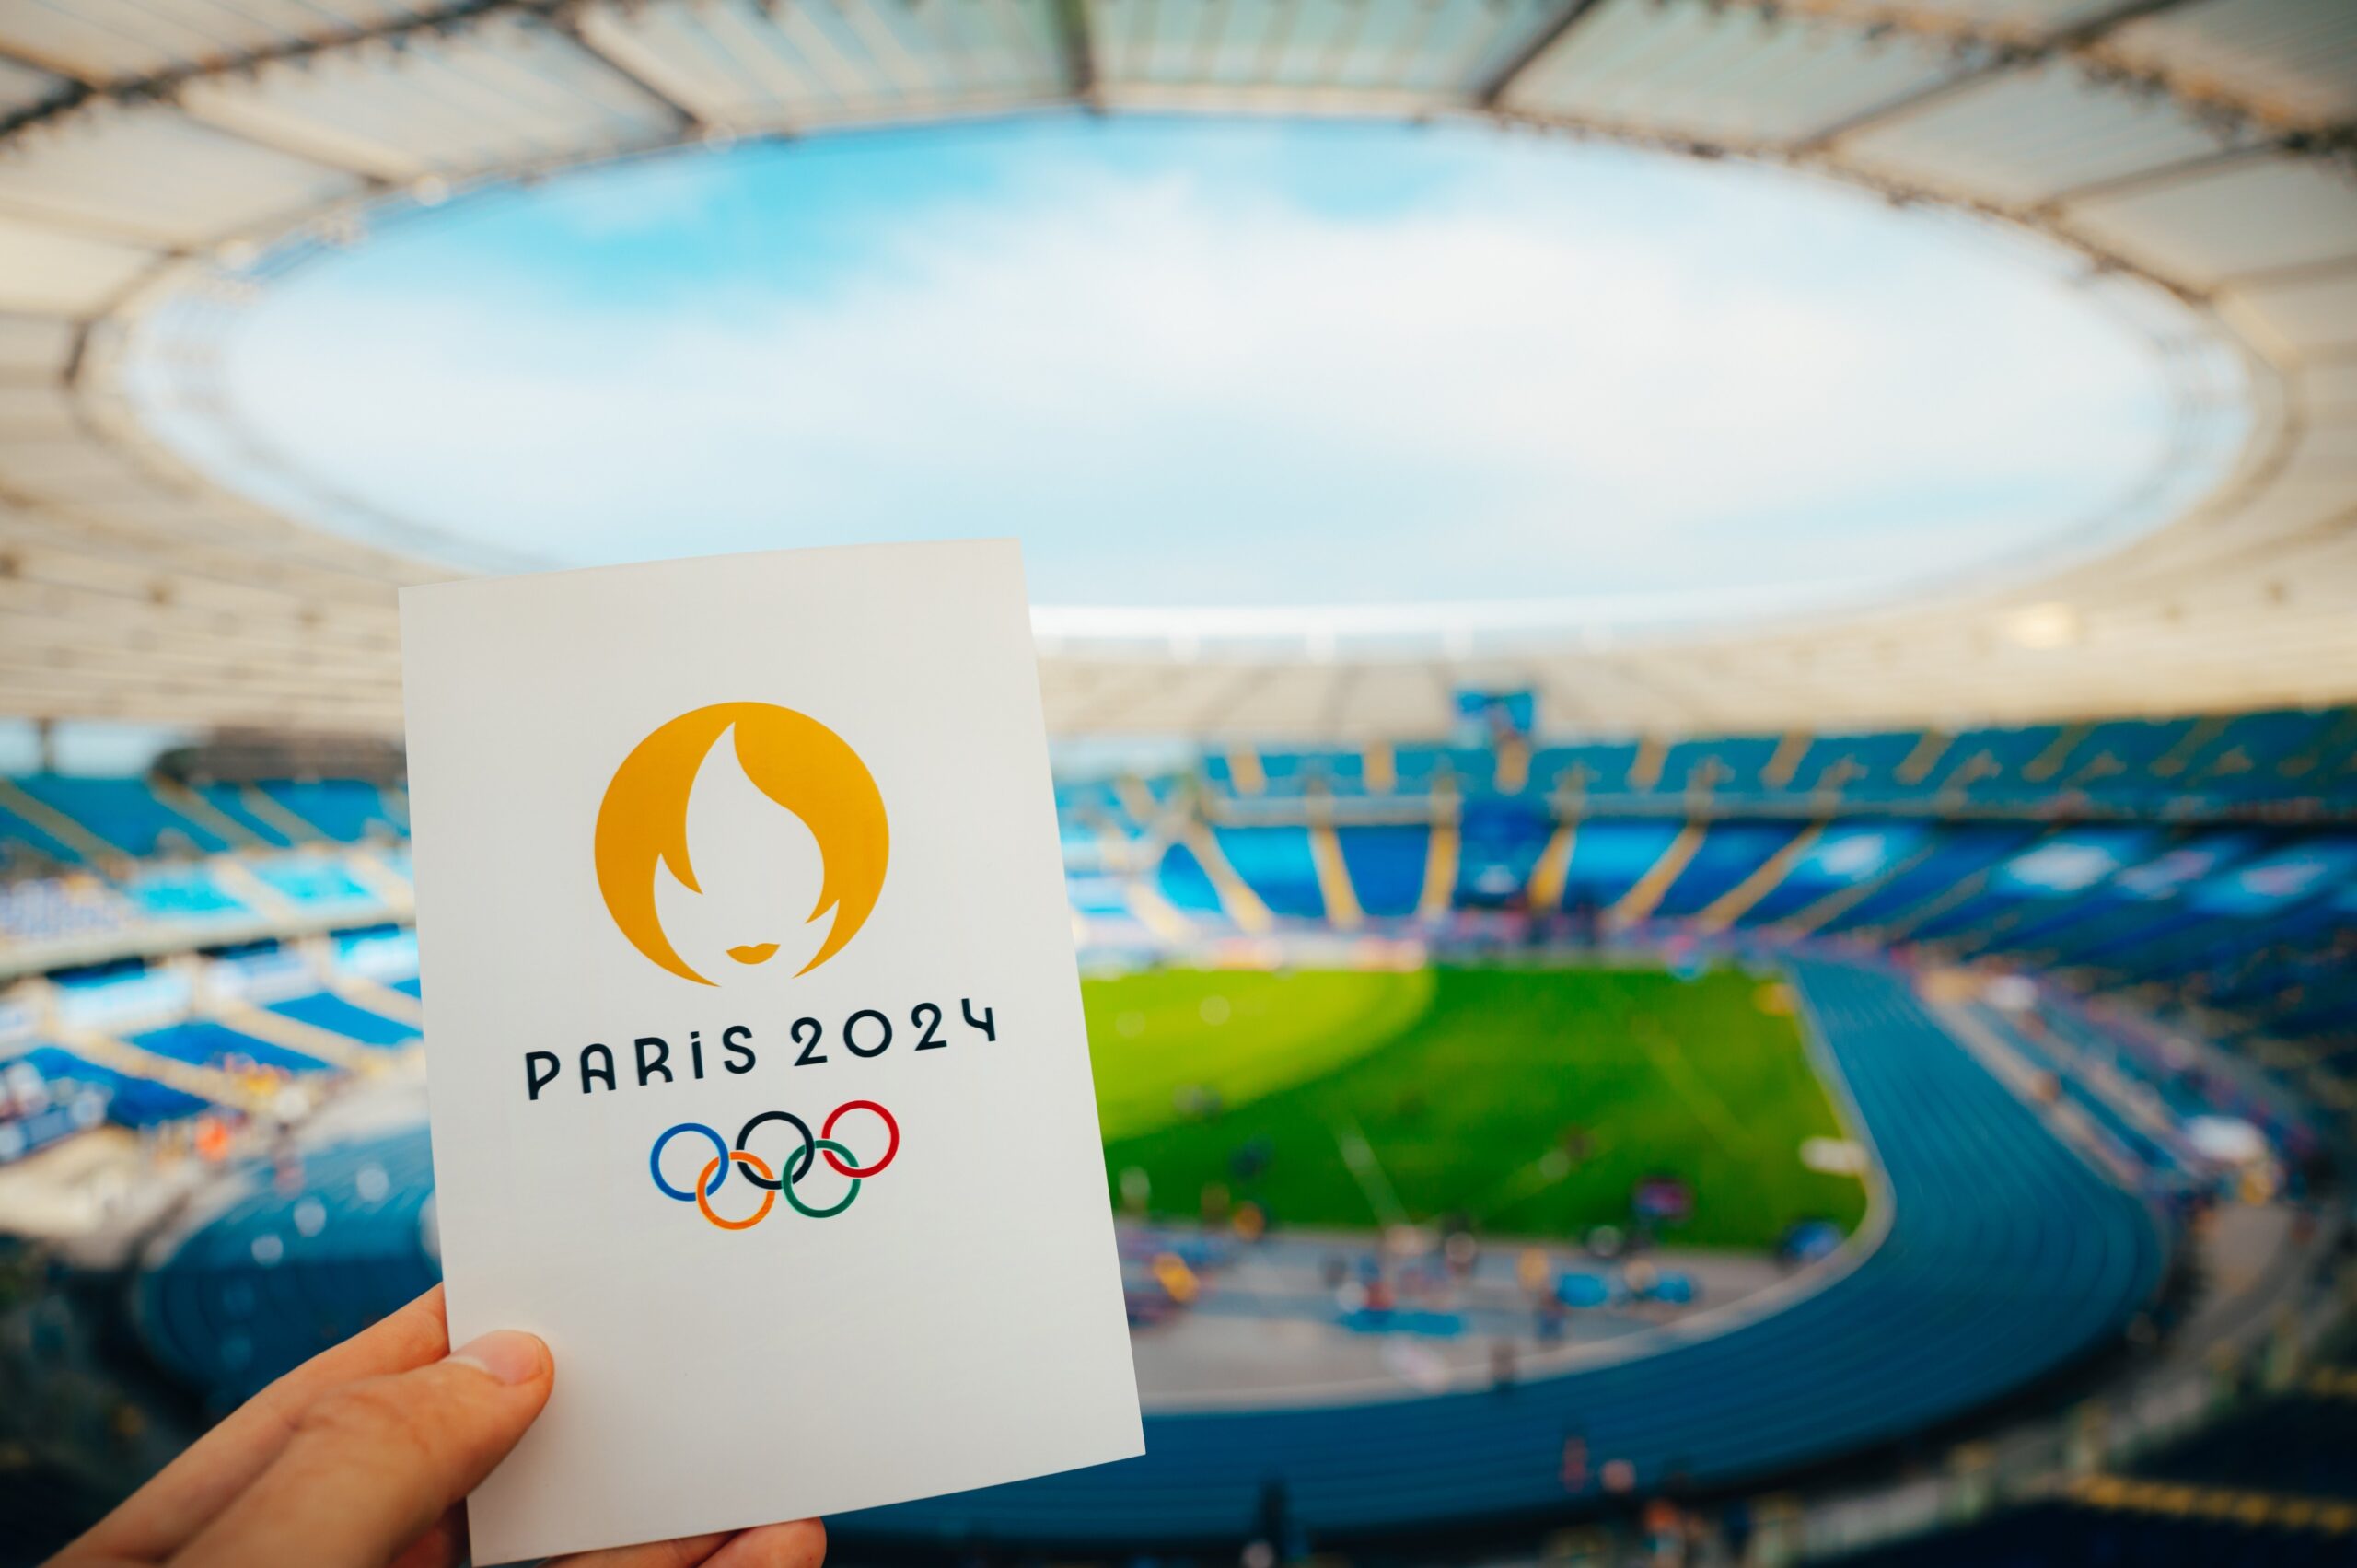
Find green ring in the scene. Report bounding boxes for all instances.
[784,1137,862,1218]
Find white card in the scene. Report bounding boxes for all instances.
[399,540,1142,1563]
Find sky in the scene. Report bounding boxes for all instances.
[140,114,2187,632]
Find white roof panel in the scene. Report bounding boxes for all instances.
[1093,0,1567,96]
[0,106,361,245]
[1502,0,1958,146]
[1838,63,2253,208]
[575,0,1069,128]
[0,0,425,84]
[2223,269,2357,353]
[173,17,678,179]
[0,379,75,436]
[1824,0,2128,37]
[2097,0,2357,128]
[2296,360,2357,410]
[0,311,75,374]
[0,211,157,314]
[2064,155,2357,288]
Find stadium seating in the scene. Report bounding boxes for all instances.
[7,778,229,858]
[1846,1370,2357,1565]
[252,782,401,843]
[130,1020,333,1076]
[6,706,2342,1552]
[126,960,2167,1546]
[264,993,418,1049]
[16,1046,217,1129]
[1843,1501,2357,1567]
[0,776,407,868]
[1336,825,1429,918]
[0,877,134,947]
[1185,707,2357,818]
[2133,1376,2357,1502]
[134,1126,439,1407]
[123,865,249,923]
[1210,827,1325,920]
[1151,801,2353,1096]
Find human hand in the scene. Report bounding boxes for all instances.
[52,1284,826,1568]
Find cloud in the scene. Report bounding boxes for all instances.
[180,123,2179,625]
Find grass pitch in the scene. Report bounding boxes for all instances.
[1085,964,1869,1252]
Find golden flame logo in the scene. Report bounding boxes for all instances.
[594,703,888,985]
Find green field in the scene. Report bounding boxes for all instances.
[1085,964,1870,1251]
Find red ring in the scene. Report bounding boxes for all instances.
[821,1100,899,1178]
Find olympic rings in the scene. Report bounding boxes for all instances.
[733,1109,816,1190]
[648,1102,900,1229]
[821,1100,900,1179]
[695,1151,775,1231]
[650,1122,729,1201]
[783,1139,861,1219]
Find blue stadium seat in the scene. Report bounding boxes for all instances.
[11,777,230,857]
[1652,822,1806,918]
[255,782,399,842]
[1561,820,1685,911]
[248,855,377,911]
[0,797,90,865]
[1157,842,1228,919]
[131,1020,332,1075]
[266,993,418,1048]
[192,785,300,846]
[1212,827,1325,920]
[124,865,250,922]
[17,1046,215,1127]
[1335,826,1430,918]
[1452,802,1551,905]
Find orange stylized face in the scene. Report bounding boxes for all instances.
[593,703,888,985]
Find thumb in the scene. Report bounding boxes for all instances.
[171,1330,554,1568]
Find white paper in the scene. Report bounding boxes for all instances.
[399,540,1141,1563]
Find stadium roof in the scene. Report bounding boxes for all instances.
[0,0,2352,739]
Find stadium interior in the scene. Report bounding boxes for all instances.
[3,0,2356,1564]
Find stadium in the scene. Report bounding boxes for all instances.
[2,0,2355,1563]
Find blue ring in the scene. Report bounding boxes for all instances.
[649,1122,729,1202]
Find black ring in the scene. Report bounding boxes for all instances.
[734,1110,816,1190]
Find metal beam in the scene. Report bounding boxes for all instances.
[0,0,554,144]
[1475,0,1611,110]
[1793,0,2200,155]
[0,37,97,90]
[542,11,703,133]
[2032,140,2319,217]
[1055,0,1100,107]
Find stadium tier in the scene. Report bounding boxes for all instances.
[3,706,2352,1131]
[0,706,2344,1559]
[122,958,2167,1544]
[0,776,405,873]
[1843,1365,2357,1566]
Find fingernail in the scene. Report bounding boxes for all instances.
[447,1330,548,1387]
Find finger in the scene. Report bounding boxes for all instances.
[542,1530,736,1568]
[385,1505,466,1568]
[62,1286,456,1563]
[169,1328,552,1568]
[705,1520,827,1568]
[540,1516,824,1568]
